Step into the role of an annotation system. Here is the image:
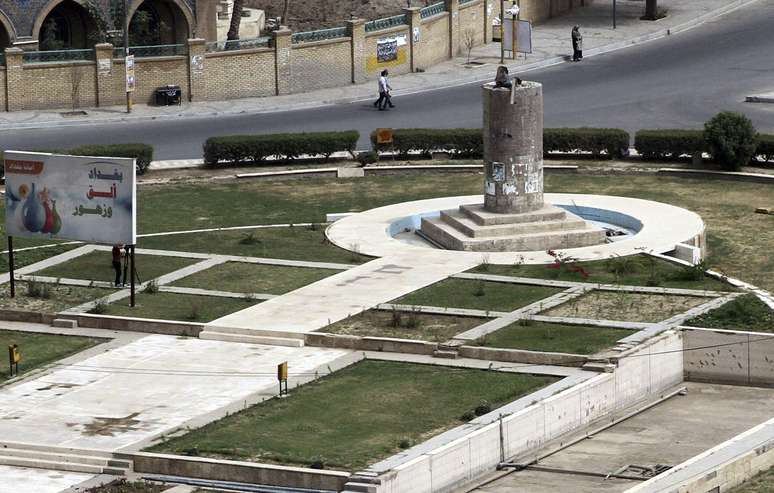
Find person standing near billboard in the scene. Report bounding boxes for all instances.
[112,244,124,287]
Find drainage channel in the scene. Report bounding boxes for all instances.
[141,475,336,493]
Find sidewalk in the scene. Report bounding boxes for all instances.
[0,0,758,130]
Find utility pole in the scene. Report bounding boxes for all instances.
[499,0,505,64]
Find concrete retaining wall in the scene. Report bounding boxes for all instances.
[0,309,55,325]
[307,332,437,355]
[60,313,203,337]
[369,331,684,493]
[126,452,350,491]
[458,345,587,367]
[683,327,774,388]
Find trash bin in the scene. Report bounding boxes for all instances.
[155,85,182,106]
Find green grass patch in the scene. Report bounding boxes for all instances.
[395,279,560,312]
[172,261,342,295]
[730,466,774,492]
[0,282,111,313]
[0,243,82,275]
[103,292,256,322]
[686,294,774,332]
[0,329,104,381]
[323,310,487,342]
[473,254,732,291]
[34,251,197,284]
[138,228,369,264]
[149,360,557,470]
[476,321,635,354]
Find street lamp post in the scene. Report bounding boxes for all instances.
[124,0,132,113]
[499,0,505,64]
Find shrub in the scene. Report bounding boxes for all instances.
[203,131,359,167]
[754,133,774,163]
[704,111,758,171]
[370,128,482,158]
[474,400,492,416]
[68,143,154,175]
[460,410,476,422]
[356,150,378,166]
[544,128,630,159]
[634,129,705,160]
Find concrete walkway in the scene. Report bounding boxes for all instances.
[206,251,480,337]
[0,0,756,130]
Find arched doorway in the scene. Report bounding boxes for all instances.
[38,0,97,50]
[129,0,192,45]
[0,23,10,51]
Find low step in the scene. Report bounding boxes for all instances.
[52,318,78,329]
[342,482,378,493]
[441,209,589,238]
[0,454,109,475]
[433,349,459,359]
[460,203,567,226]
[199,330,304,347]
[0,447,114,466]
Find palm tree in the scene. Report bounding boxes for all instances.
[227,0,243,40]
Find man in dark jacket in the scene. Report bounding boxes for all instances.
[572,26,583,61]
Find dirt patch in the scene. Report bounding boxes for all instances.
[323,309,487,342]
[82,412,142,437]
[543,291,714,323]
[0,283,111,314]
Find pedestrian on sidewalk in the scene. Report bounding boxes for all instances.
[571,26,583,61]
[373,70,395,111]
[111,244,123,287]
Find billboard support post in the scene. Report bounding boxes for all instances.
[7,236,14,298]
[130,245,136,307]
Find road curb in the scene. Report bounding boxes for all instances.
[0,0,761,131]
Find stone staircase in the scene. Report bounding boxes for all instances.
[421,203,606,252]
[342,471,381,493]
[0,441,132,475]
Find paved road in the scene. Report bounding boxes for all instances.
[1,1,773,160]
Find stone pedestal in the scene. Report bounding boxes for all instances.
[421,81,606,252]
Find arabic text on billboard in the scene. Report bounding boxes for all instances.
[4,151,137,245]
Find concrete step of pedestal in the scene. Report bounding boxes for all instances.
[421,216,606,252]
[199,330,305,347]
[0,444,131,476]
[441,209,589,238]
[460,203,568,226]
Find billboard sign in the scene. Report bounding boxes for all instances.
[377,38,398,62]
[4,151,137,245]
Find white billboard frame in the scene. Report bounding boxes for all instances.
[4,151,137,245]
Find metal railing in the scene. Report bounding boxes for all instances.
[420,1,447,18]
[365,14,408,32]
[22,49,94,64]
[206,36,272,52]
[291,26,348,44]
[114,44,186,58]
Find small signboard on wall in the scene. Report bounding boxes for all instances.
[502,19,533,55]
[125,55,136,92]
[377,38,399,62]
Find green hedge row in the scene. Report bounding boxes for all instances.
[635,129,774,165]
[1,143,154,179]
[634,130,706,160]
[370,127,630,159]
[203,131,359,167]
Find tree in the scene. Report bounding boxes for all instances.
[704,111,758,171]
[227,0,244,40]
[282,0,291,26]
[463,28,476,64]
[644,0,658,20]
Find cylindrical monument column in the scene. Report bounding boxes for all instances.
[482,82,544,214]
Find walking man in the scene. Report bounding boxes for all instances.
[373,69,395,110]
[571,26,583,61]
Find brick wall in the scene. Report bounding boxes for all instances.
[0,68,6,111]
[459,0,486,48]
[365,27,412,79]
[520,0,589,24]
[416,13,451,71]
[291,39,352,93]
[204,49,276,100]
[21,62,97,110]
[134,57,189,105]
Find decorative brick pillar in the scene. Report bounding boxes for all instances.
[94,43,115,108]
[187,38,206,102]
[347,18,366,84]
[446,0,461,57]
[4,48,24,112]
[273,27,292,96]
[403,7,421,72]
[484,0,493,43]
